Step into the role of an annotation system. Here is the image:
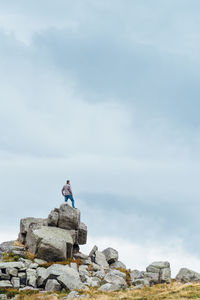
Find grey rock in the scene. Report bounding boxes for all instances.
[34,258,47,265]
[130,284,144,290]
[70,262,78,272]
[29,263,38,269]
[8,268,18,277]
[73,252,88,260]
[0,261,24,269]
[106,269,126,280]
[46,264,84,290]
[176,268,200,283]
[98,283,121,292]
[102,248,118,264]
[130,270,144,282]
[19,258,32,268]
[160,267,171,283]
[145,261,171,284]
[26,225,73,261]
[19,217,47,243]
[11,277,20,288]
[89,245,98,258]
[79,265,90,281]
[45,279,61,291]
[132,278,150,287]
[92,269,105,279]
[18,272,26,286]
[19,286,39,291]
[84,276,100,287]
[144,271,159,285]
[26,268,37,287]
[0,241,15,252]
[0,280,12,288]
[48,209,59,227]
[58,203,80,230]
[103,272,127,288]
[36,267,48,287]
[90,263,102,272]
[58,271,84,290]
[110,261,126,269]
[78,222,87,245]
[82,258,92,266]
[0,295,7,300]
[95,251,109,268]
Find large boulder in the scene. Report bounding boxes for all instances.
[145,261,171,285]
[26,225,73,262]
[176,268,200,283]
[58,204,80,230]
[102,248,118,264]
[110,261,126,269]
[45,264,84,290]
[94,251,109,268]
[78,222,87,245]
[18,218,47,244]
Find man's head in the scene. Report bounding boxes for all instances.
[67,180,70,184]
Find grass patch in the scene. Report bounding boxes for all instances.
[25,251,35,261]
[40,258,82,268]
[2,252,20,262]
[115,268,132,286]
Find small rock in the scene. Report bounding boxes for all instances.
[66,291,79,299]
[102,248,118,264]
[0,295,7,300]
[34,258,47,265]
[45,279,61,291]
[0,280,12,288]
[110,261,126,269]
[11,277,20,288]
[98,283,121,292]
[95,251,109,268]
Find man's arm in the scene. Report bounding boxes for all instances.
[61,186,65,196]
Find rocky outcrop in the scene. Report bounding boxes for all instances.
[18,203,87,262]
[175,268,200,283]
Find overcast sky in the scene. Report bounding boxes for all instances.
[1,0,200,276]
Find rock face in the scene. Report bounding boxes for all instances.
[18,203,87,262]
[144,261,171,285]
[176,268,200,283]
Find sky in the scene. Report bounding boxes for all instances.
[1,0,200,277]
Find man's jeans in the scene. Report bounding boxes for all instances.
[65,195,75,208]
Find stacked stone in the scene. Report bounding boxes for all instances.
[18,203,87,262]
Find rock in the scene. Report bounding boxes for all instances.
[176,268,200,283]
[36,267,47,287]
[0,295,7,300]
[82,257,92,266]
[19,217,47,244]
[29,263,38,269]
[0,241,15,252]
[18,272,26,286]
[110,261,126,269]
[103,272,127,288]
[8,268,18,277]
[26,268,37,287]
[98,283,121,292]
[78,222,87,245]
[92,269,105,279]
[89,245,98,258]
[26,225,73,261]
[70,262,78,272]
[102,248,118,264]
[11,277,20,288]
[106,269,126,280]
[145,261,171,285]
[0,280,12,288]
[48,209,59,227]
[73,253,88,260]
[94,251,109,268]
[58,203,80,230]
[19,258,32,268]
[79,265,90,281]
[91,263,102,272]
[45,279,61,291]
[46,264,84,290]
[0,261,25,269]
[132,278,150,287]
[34,258,47,265]
[84,276,100,287]
[130,270,144,282]
[144,271,159,285]
[19,286,39,291]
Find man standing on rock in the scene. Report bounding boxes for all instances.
[62,180,75,208]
